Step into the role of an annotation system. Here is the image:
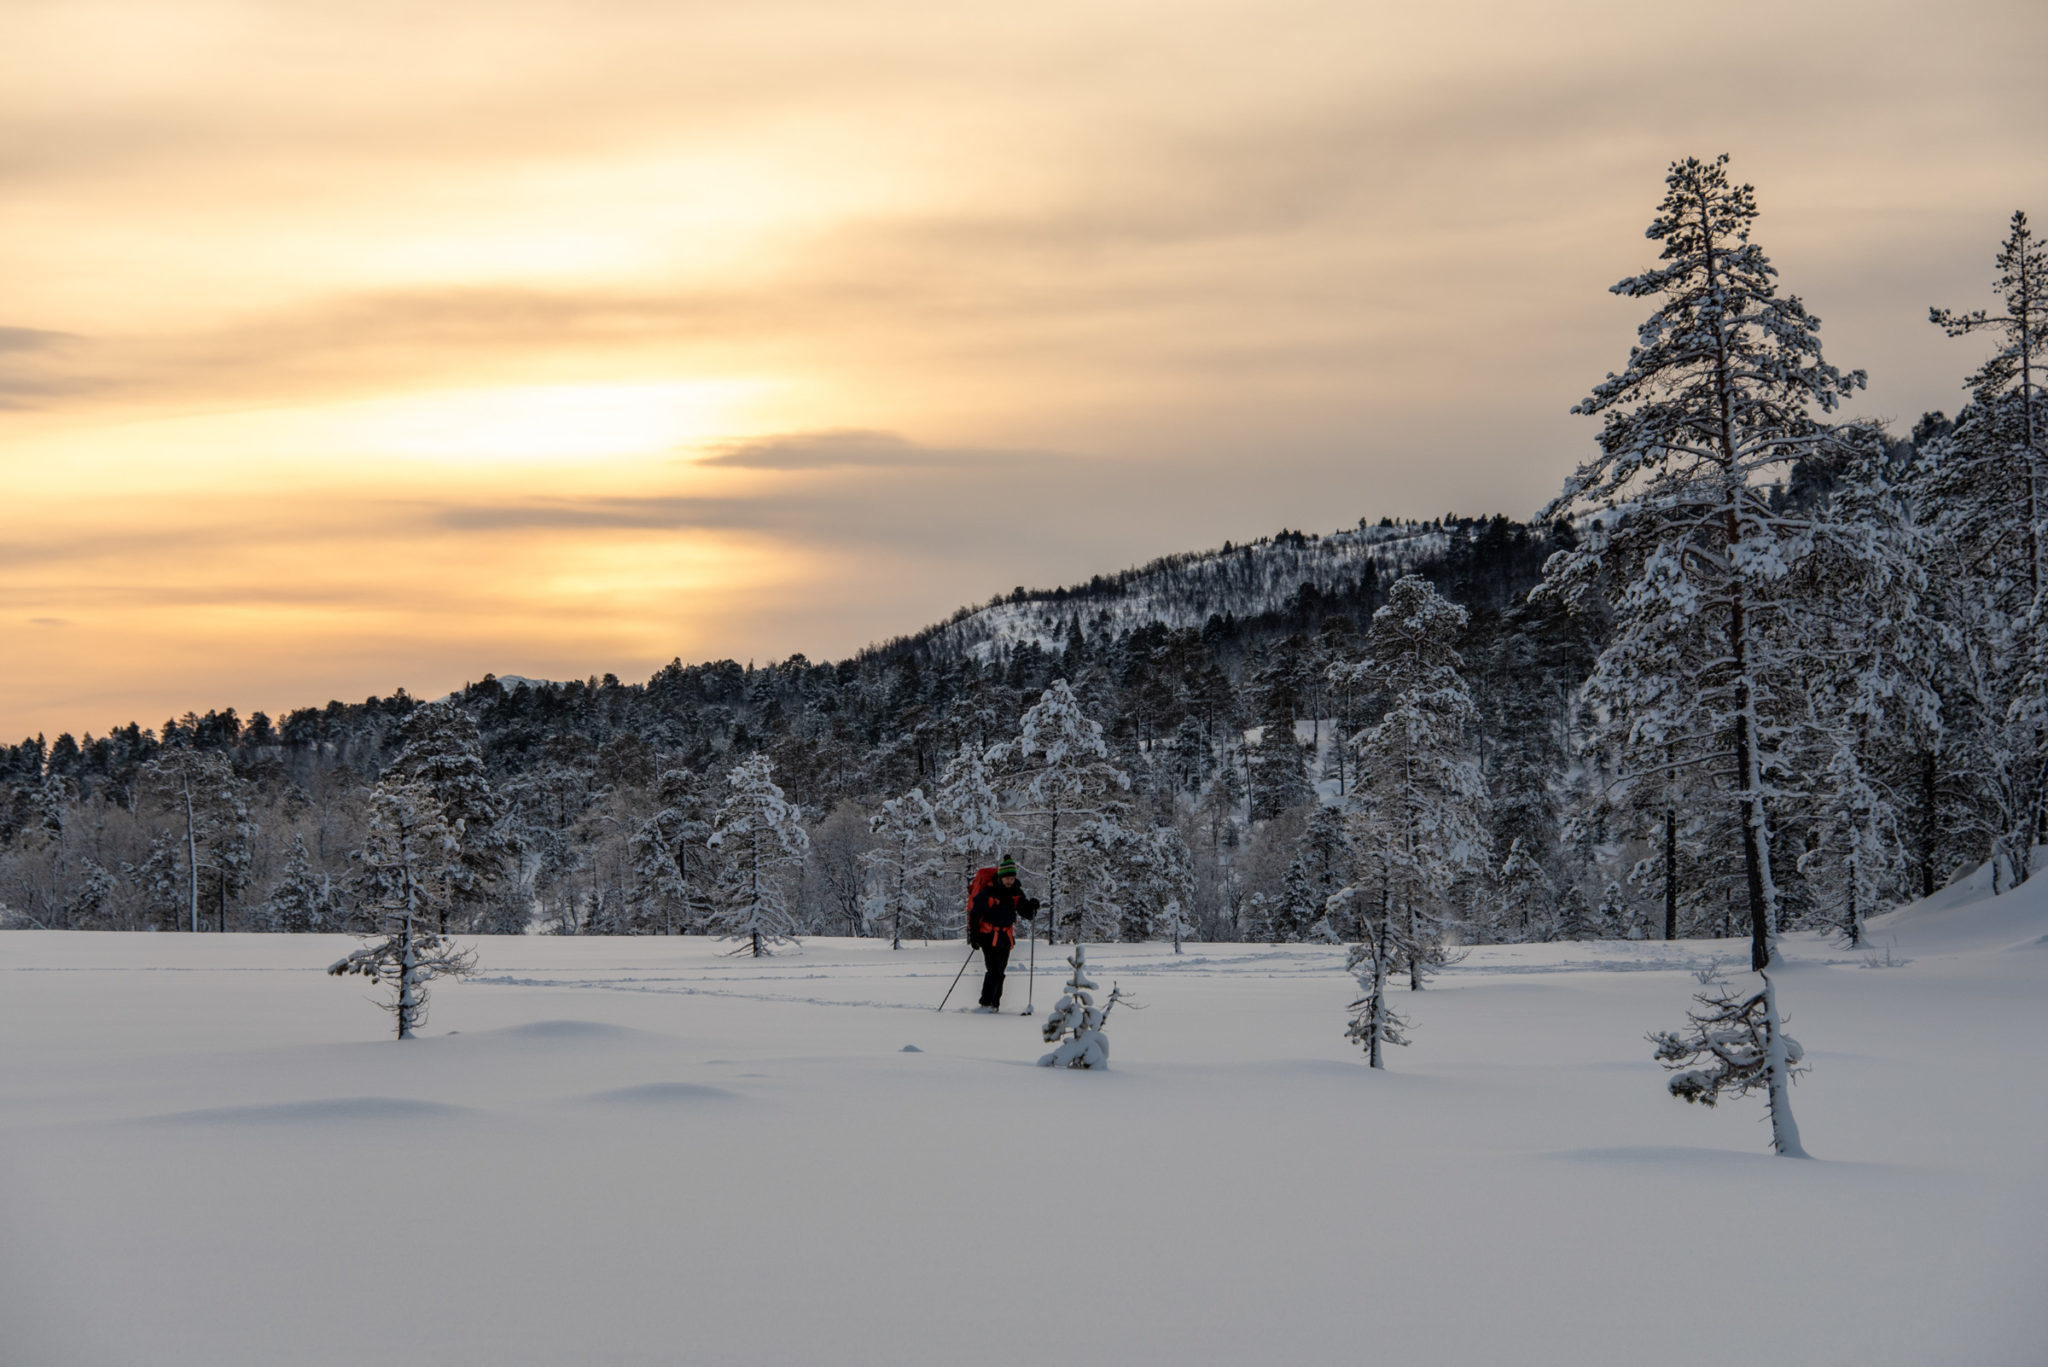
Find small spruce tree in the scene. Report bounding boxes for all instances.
[1037,944,1125,1069]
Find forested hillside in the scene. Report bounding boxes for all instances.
[0,513,1566,942]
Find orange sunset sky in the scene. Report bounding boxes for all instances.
[3,0,2043,741]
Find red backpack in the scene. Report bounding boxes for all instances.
[966,866,998,945]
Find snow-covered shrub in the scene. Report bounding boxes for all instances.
[1649,970,1808,1156]
[1038,945,1125,1070]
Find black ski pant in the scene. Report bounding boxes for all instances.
[978,937,1013,1007]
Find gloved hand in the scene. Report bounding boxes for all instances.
[1022,897,1042,916]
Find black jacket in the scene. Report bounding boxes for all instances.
[970,878,1040,945]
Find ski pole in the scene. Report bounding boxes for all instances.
[937,943,979,1012]
[1023,923,1036,1015]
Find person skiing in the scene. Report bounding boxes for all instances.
[968,854,1039,1011]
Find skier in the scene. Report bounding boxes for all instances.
[968,855,1039,1011]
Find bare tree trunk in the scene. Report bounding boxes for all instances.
[396,826,421,1040]
[1369,915,1388,1070]
[181,764,200,934]
[1697,182,1779,972]
[1920,748,1938,899]
[1046,800,1061,946]
[1760,972,1808,1157]
[1664,808,1679,941]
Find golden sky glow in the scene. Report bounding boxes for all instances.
[4,0,2044,739]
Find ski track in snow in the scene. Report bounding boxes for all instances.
[460,941,1866,1011]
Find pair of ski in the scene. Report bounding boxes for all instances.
[936,938,1036,1016]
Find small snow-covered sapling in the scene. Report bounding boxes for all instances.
[1342,902,1410,1070]
[1038,944,1125,1069]
[329,781,478,1039]
[1649,969,1809,1157]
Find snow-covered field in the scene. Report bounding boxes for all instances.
[4,876,2044,1367]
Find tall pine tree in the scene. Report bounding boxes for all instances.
[1540,154,1868,972]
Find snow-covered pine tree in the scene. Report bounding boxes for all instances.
[1650,969,1808,1157]
[385,701,513,932]
[1159,897,1196,955]
[863,787,946,949]
[1164,715,1213,795]
[707,755,809,957]
[127,833,187,932]
[629,767,712,935]
[1598,880,1631,939]
[64,859,116,930]
[134,747,244,933]
[1799,731,1898,948]
[261,834,341,932]
[1240,890,1275,943]
[1930,209,2047,605]
[1477,594,1593,939]
[1776,434,1933,942]
[1540,154,1873,973]
[1248,643,1315,820]
[1294,803,1353,938]
[1914,210,2048,889]
[501,744,607,936]
[1272,857,1317,942]
[933,743,1019,934]
[1142,826,1199,953]
[1077,820,1195,945]
[1004,679,1132,944]
[1037,944,1125,1069]
[328,780,477,1039]
[1069,815,1141,943]
[212,778,258,933]
[1340,574,1490,988]
[1496,836,1552,941]
[1556,883,1597,941]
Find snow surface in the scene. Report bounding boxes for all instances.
[3,875,2044,1366]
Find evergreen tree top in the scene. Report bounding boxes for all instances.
[1931,209,2046,406]
[1555,154,1866,515]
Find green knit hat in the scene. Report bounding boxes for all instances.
[997,854,1017,877]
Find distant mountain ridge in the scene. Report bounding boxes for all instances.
[872,518,1458,664]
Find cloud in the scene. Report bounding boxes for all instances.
[695,429,988,470]
[0,325,88,408]
[436,495,780,533]
[426,430,1426,572]
[0,327,72,354]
